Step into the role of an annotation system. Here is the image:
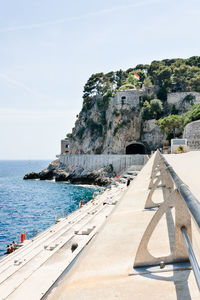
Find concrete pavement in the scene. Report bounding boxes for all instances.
[46,152,200,300]
[0,183,127,300]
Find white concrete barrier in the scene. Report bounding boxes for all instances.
[59,154,149,173]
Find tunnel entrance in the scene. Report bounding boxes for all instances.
[126,143,146,154]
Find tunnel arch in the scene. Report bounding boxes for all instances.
[125,142,146,154]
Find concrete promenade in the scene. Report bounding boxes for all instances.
[1,152,200,299]
[0,183,127,300]
[47,152,200,300]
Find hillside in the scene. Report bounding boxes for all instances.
[66,56,200,155]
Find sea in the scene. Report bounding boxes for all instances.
[0,160,98,257]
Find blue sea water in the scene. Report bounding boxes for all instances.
[0,160,97,257]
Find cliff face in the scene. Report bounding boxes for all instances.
[69,91,142,154]
[66,88,200,155]
[64,56,200,155]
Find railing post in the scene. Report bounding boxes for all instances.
[134,189,191,268]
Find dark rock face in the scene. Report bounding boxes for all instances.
[23,159,59,181]
[24,159,114,186]
[39,169,54,180]
[55,171,69,182]
[23,172,40,180]
[69,169,113,186]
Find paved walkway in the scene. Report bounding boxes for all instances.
[164,152,200,201]
[46,152,200,300]
[0,184,126,300]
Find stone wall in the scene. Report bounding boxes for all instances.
[61,139,70,154]
[167,92,200,108]
[183,120,200,150]
[113,90,143,109]
[59,154,149,174]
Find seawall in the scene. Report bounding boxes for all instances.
[59,154,149,173]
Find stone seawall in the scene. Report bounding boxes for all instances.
[59,154,149,173]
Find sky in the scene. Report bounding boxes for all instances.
[0,0,200,159]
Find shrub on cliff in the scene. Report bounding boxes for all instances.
[77,127,85,139]
[158,114,183,137]
[183,102,200,125]
[86,119,103,136]
[141,99,163,120]
[150,99,163,119]
[141,101,151,120]
[158,102,200,140]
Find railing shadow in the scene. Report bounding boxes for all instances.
[136,187,192,300]
[141,268,191,300]
[165,204,191,300]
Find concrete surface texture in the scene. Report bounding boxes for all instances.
[60,154,148,173]
[0,182,127,300]
[46,152,200,300]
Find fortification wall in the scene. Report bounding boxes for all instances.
[167,92,200,107]
[59,154,148,174]
[183,120,200,150]
[113,90,143,109]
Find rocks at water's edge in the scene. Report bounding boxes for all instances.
[23,159,114,186]
[23,172,40,180]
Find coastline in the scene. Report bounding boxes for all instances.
[24,158,116,186]
[0,180,127,299]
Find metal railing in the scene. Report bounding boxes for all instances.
[134,150,200,291]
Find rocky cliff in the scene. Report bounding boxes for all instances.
[25,57,200,184]
[69,93,142,154]
[64,56,200,155]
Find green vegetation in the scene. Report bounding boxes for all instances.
[77,127,85,139]
[86,119,103,136]
[158,102,200,141]
[113,109,120,117]
[83,56,200,105]
[106,164,114,173]
[175,145,185,153]
[141,99,163,120]
[158,115,183,138]
[184,102,200,125]
[77,56,200,141]
[182,94,195,105]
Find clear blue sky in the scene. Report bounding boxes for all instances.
[0,0,199,159]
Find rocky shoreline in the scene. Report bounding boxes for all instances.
[23,159,115,186]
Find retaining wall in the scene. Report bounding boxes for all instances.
[59,154,149,173]
[183,120,200,150]
[167,92,200,106]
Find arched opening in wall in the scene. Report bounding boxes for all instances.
[126,143,146,154]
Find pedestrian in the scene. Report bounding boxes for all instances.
[13,241,17,250]
[10,243,14,252]
[6,245,11,254]
[127,178,131,186]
